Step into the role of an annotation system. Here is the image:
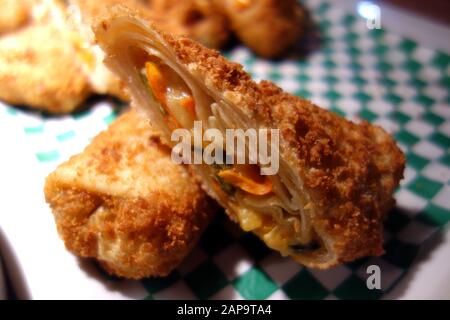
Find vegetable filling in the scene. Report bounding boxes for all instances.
[139,58,319,255]
[141,61,196,129]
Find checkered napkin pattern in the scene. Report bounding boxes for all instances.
[0,0,448,299]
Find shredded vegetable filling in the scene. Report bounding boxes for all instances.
[218,164,273,196]
[138,58,317,257]
[142,61,196,128]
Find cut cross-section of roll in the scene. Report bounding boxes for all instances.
[94,6,405,269]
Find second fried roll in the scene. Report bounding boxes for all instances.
[45,111,216,279]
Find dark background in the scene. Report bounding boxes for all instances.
[380,0,450,25]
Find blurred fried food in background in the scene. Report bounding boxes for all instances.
[214,0,305,57]
[0,0,31,33]
[0,0,128,113]
[143,0,230,49]
[0,0,305,113]
[0,23,91,113]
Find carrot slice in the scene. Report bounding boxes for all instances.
[218,164,273,196]
[145,61,196,126]
[145,62,168,105]
[179,96,196,119]
[234,0,251,10]
[145,62,180,129]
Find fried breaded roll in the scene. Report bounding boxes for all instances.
[44,111,216,278]
[0,23,91,113]
[0,0,120,113]
[213,0,305,57]
[0,0,31,33]
[144,0,230,49]
[94,7,405,268]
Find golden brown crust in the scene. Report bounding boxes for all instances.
[259,81,405,265]
[171,34,405,264]
[0,0,31,34]
[0,0,99,113]
[143,0,230,49]
[95,8,405,267]
[154,27,270,122]
[178,38,405,265]
[0,24,91,113]
[44,111,216,278]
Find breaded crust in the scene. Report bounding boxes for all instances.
[259,81,405,265]
[0,0,31,34]
[0,24,91,113]
[168,33,404,266]
[167,35,404,266]
[95,8,405,267]
[44,111,216,278]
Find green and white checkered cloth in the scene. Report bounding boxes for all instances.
[1,0,448,300]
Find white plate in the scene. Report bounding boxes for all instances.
[0,1,449,300]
